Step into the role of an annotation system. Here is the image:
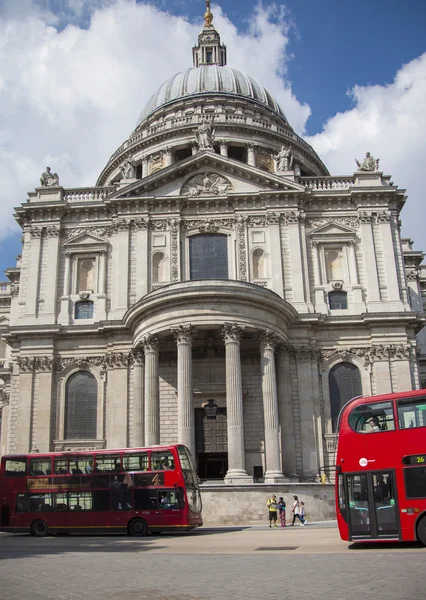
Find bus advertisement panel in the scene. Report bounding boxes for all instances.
[0,444,202,537]
[335,389,426,546]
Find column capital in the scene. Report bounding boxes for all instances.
[222,322,245,343]
[258,330,279,351]
[172,324,196,344]
[131,347,145,366]
[141,334,159,354]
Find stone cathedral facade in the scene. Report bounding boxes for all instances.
[0,4,425,484]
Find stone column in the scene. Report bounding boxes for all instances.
[59,251,72,325]
[142,157,149,178]
[222,323,251,483]
[97,250,107,320]
[276,347,296,476]
[42,226,61,324]
[359,212,381,308]
[142,335,160,446]
[259,331,285,483]
[110,221,130,318]
[247,144,256,166]
[164,147,173,168]
[172,325,196,458]
[219,141,229,157]
[191,143,198,156]
[132,348,145,448]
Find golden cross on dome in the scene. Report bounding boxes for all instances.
[204,0,213,27]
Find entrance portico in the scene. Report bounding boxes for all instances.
[125,280,297,483]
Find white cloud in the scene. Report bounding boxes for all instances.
[0,0,308,244]
[306,52,426,251]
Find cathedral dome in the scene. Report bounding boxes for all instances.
[136,65,287,126]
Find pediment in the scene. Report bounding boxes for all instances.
[111,152,305,200]
[0,315,10,327]
[63,231,109,248]
[309,221,357,239]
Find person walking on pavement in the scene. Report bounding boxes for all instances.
[267,494,278,528]
[277,496,286,527]
[291,495,301,525]
[299,501,307,526]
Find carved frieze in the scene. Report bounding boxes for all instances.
[62,226,112,239]
[30,226,43,238]
[111,219,130,233]
[181,173,232,197]
[0,389,10,407]
[320,344,412,366]
[306,217,359,230]
[133,218,149,231]
[169,217,180,282]
[183,218,234,232]
[149,220,168,231]
[235,215,248,281]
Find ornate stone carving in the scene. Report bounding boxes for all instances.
[320,344,412,366]
[332,282,344,291]
[358,211,373,224]
[181,173,231,197]
[195,119,215,151]
[222,323,245,343]
[169,217,180,282]
[275,145,293,173]
[282,211,299,224]
[257,330,278,349]
[17,357,36,372]
[40,166,60,187]
[235,215,248,281]
[141,334,159,353]
[106,353,131,369]
[306,217,359,229]
[120,158,135,180]
[46,226,61,237]
[111,219,130,233]
[133,218,148,231]
[149,220,167,231]
[0,298,11,308]
[130,347,145,366]
[62,226,112,239]
[30,226,43,238]
[355,152,379,172]
[172,325,196,344]
[198,219,219,233]
[183,218,234,231]
[376,211,391,223]
[79,291,90,300]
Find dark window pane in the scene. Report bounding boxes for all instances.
[134,489,157,510]
[404,466,426,499]
[329,292,348,310]
[65,371,97,439]
[75,301,94,319]
[329,363,362,431]
[189,234,228,280]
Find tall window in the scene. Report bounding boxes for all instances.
[189,234,228,280]
[252,249,265,279]
[325,248,343,282]
[75,301,94,319]
[329,292,348,310]
[329,363,362,431]
[65,371,97,439]
[152,252,166,284]
[77,258,95,291]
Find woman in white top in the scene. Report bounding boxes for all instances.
[291,495,301,526]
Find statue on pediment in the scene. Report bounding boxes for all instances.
[196,119,215,151]
[276,145,293,173]
[120,159,135,179]
[355,152,379,172]
[40,166,60,187]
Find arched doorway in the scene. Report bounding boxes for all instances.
[329,362,362,431]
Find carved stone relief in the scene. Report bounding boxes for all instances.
[181,173,232,197]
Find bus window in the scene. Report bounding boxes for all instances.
[404,466,426,499]
[53,493,68,511]
[55,458,69,474]
[96,454,121,473]
[5,459,27,476]
[397,397,426,429]
[28,493,53,512]
[123,453,149,472]
[16,494,26,513]
[348,401,395,433]
[69,492,92,511]
[158,490,179,509]
[70,456,94,475]
[151,451,174,471]
[29,458,52,476]
[134,489,157,510]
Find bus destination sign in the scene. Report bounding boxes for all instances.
[402,455,426,465]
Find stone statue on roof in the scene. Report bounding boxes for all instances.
[120,159,135,180]
[196,119,215,151]
[40,166,60,187]
[355,152,379,172]
[276,144,293,173]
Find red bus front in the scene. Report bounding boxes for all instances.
[0,444,202,536]
[335,389,426,546]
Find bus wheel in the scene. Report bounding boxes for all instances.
[31,520,48,537]
[417,516,426,546]
[128,518,148,537]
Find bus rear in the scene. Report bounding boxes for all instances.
[335,389,426,546]
[0,444,202,536]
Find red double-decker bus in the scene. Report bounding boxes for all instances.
[335,389,426,546]
[0,444,202,537]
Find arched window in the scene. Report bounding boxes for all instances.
[252,249,265,279]
[325,248,343,282]
[78,259,95,291]
[329,362,362,431]
[65,371,97,439]
[152,252,166,283]
[329,292,348,310]
[75,301,94,319]
[189,234,228,280]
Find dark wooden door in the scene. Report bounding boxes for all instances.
[195,407,228,453]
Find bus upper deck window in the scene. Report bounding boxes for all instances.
[397,396,426,429]
[348,401,395,433]
[5,459,27,476]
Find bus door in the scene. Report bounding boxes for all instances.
[345,471,400,540]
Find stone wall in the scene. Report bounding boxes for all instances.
[199,483,335,526]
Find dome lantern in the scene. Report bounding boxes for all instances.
[193,0,227,67]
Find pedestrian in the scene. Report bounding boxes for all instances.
[299,501,307,526]
[267,494,278,528]
[277,496,286,527]
[291,495,301,525]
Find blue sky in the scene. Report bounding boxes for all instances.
[0,0,425,277]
